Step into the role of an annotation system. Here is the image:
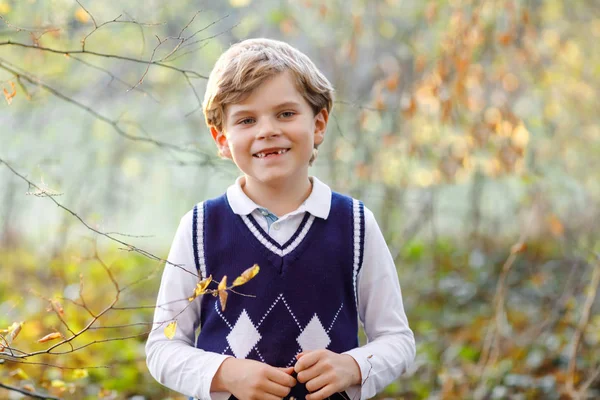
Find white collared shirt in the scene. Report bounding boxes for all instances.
[145,177,415,400]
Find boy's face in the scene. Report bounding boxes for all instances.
[211,70,328,188]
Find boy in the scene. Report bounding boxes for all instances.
[145,38,415,400]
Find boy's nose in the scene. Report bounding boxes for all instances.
[256,118,282,139]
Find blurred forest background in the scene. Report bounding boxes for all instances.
[1,0,599,399]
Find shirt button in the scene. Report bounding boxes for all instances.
[272,223,280,231]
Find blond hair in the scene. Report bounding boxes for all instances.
[202,38,334,164]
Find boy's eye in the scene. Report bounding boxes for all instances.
[280,111,295,118]
[238,118,255,125]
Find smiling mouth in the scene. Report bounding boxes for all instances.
[253,148,290,158]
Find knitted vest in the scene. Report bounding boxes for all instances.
[192,192,365,399]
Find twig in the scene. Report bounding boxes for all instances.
[0,41,208,79]
[0,157,199,279]
[565,258,600,397]
[0,382,61,400]
[0,58,207,158]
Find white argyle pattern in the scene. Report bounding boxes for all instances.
[297,314,330,351]
[215,295,344,363]
[227,310,262,359]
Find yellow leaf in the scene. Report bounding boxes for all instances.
[51,379,65,388]
[189,275,213,301]
[72,368,88,379]
[164,321,177,340]
[218,275,228,311]
[0,3,11,15]
[9,368,30,380]
[75,8,89,23]
[233,264,260,287]
[218,275,227,291]
[38,331,62,343]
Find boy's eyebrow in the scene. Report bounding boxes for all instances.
[228,101,303,120]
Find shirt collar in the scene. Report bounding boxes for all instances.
[226,176,332,220]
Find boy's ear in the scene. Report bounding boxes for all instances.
[210,126,232,159]
[313,108,329,146]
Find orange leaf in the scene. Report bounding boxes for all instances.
[498,32,513,46]
[511,242,527,254]
[22,384,35,392]
[218,275,228,311]
[164,321,177,339]
[38,331,62,343]
[219,289,228,312]
[232,264,260,287]
[548,215,564,237]
[3,81,16,105]
[51,299,64,316]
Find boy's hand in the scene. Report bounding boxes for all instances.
[294,350,361,400]
[212,358,296,400]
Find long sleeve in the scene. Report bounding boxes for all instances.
[343,206,416,399]
[145,209,231,400]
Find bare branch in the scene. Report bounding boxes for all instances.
[0,158,199,279]
[68,54,160,103]
[0,58,208,158]
[0,382,61,400]
[0,41,208,79]
[566,258,600,396]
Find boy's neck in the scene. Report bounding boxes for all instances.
[241,174,313,217]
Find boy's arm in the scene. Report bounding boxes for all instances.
[342,206,416,399]
[145,209,232,400]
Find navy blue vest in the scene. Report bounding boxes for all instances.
[191,192,365,399]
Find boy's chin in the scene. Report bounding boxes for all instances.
[247,172,305,187]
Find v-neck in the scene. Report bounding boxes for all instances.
[239,211,316,258]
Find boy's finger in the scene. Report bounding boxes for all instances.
[296,352,305,359]
[294,351,319,373]
[277,366,295,375]
[296,362,326,384]
[268,367,297,387]
[306,383,337,400]
[263,379,294,398]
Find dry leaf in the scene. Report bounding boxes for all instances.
[548,215,564,237]
[218,276,228,311]
[51,299,64,316]
[219,289,228,312]
[233,264,260,287]
[3,81,16,105]
[189,275,213,301]
[164,321,177,339]
[6,321,23,343]
[511,242,527,254]
[22,384,35,392]
[38,331,62,343]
